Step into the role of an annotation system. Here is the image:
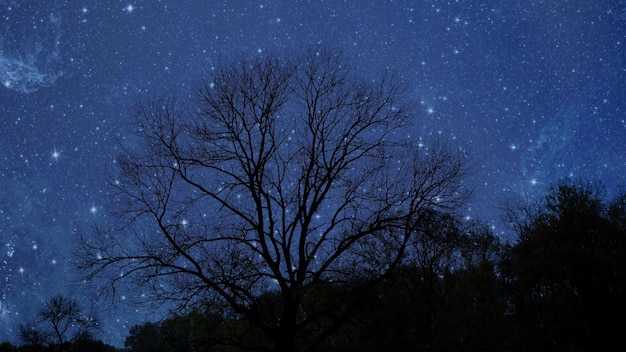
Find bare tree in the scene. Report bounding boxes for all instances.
[18,321,49,350]
[80,48,468,352]
[19,295,99,351]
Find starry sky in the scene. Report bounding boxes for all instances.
[1,0,624,346]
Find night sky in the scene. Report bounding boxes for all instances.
[1,0,624,346]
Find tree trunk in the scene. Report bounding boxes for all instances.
[273,296,299,352]
[274,338,298,352]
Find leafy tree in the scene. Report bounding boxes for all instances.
[125,309,258,352]
[125,322,164,352]
[160,310,225,352]
[18,294,99,352]
[323,217,511,352]
[434,221,514,352]
[80,48,468,352]
[404,210,463,348]
[504,180,626,350]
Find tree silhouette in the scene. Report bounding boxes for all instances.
[0,342,18,352]
[80,48,468,352]
[504,180,626,350]
[18,294,99,351]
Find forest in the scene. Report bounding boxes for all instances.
[2,49,625,352]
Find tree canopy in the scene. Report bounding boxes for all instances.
[503,180,626,350]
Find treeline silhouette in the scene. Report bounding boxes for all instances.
[123,181,626,352]
[4,180,625,352]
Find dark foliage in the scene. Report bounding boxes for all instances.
[502,180,626,351]
[123,217,511,352]
[15,337,119,352]
[121,179,626,352]
[0,342,18,352]
[4,179,623,351]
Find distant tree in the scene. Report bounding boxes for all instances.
[434,221,514,352]
[125,309,226,352]
[125,322,164,352]
[18,321,49,351]
[18,294,99,352]
[0,342,17,352]
[503,180,626,351]
[162,311,225,352]
[81,48,468,352]
[402,210,463,349]
[324,217,512,352]
[72,337,120,352]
